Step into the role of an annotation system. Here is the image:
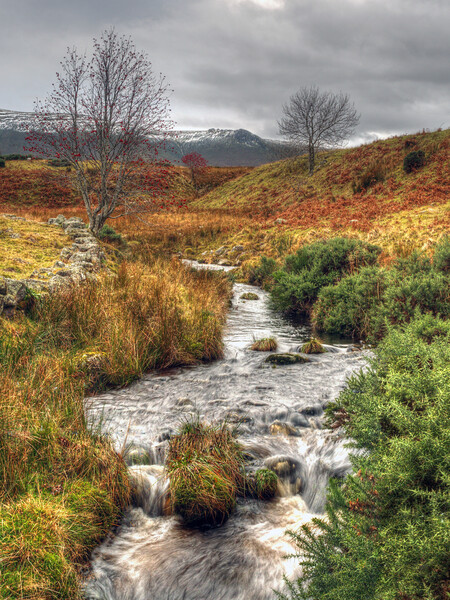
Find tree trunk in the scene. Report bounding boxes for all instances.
[89,213,107,236]
[308,144,315,175]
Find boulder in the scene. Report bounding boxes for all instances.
[265,353,309,365]
[269,420,299,437]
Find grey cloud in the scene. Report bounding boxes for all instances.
[0,0,449,139]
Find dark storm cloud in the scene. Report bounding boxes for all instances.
[1,0,449,140]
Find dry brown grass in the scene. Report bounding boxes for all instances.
[250,337,278,351]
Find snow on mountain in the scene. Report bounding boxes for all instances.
[0,109,289,166]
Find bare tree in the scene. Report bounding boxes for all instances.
[278,86,359,175]
[27,29,175,234]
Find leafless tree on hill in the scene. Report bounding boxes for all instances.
[278,86,360,175]
[27,29,176,234]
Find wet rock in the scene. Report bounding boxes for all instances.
[215,246,226,256]
[265,353,309,365]
[264,455,305,494]
[176,397,194,407]
[300,404,323,417]
[290,413,310,427]
[231,245,244,252]
[269,420,300,436]
[157,430,173,442]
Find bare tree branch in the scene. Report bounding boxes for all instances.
[278,86,359,175]
[26,29,175,234]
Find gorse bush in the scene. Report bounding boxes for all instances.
[246,255,277,288]
[0,158,5,168]
[279,315,450,600]
[313,241,450,341]
[403,149,425,173]
[98,223,125,245]
[270,238,381,314]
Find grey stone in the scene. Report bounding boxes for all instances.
[290,413,310,427]
[265,353,309,365]
[0,277,6,295]
[2,214,26,221]
[5,279,27,302]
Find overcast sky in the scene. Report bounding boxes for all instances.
[1,0,449,142]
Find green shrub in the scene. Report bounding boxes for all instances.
[247,256,277,288]
[313,250,449,341]
[271,238,381,314]
[403,150,425,173]
[0,158,5,168]
[48,158,71,167]
[433,235,450,273]
[280,316,450,600]
[98,224,125,245]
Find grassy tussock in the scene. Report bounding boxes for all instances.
[166,420,245,526]
[250,337,278,351]
[0,258,230,598]
[301,338,325,354]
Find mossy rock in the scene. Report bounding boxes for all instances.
[301,338,326,354]
[240,292,259,300]
[265,353,309,365]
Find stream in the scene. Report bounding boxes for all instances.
[83,262,367,600]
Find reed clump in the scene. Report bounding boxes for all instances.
[300,338,326,354]
[250,337,278,351]
[166,420,246,526]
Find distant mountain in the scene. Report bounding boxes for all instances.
[0,109,291,166]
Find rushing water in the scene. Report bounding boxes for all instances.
[84,262,367,600]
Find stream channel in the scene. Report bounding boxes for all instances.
[84,261,367,600]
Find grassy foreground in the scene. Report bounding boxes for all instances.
[0,256,231,599]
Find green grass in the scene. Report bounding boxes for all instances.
[166,419,246,526]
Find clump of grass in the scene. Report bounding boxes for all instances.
[246,469,278,500]
[250,337,278,351]
[166,419,245,526]
[240,292,259,300]
[301,337,326,354]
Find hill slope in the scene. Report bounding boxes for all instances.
[193,128,449,258]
